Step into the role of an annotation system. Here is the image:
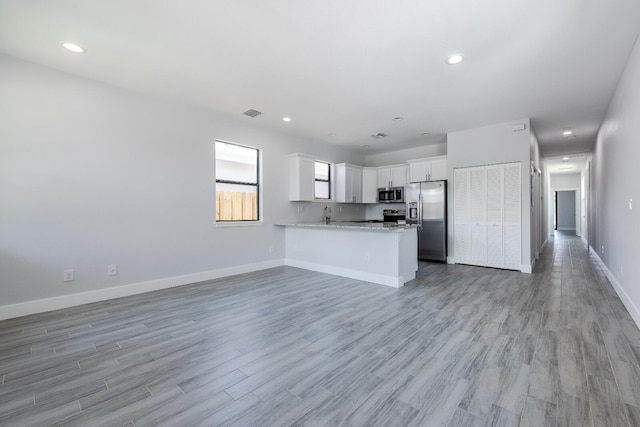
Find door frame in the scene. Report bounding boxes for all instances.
[554,188,580,234]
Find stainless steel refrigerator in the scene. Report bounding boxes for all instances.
[405,180,447,262]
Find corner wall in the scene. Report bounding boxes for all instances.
[0,53,365,315]
[447,119,533,270]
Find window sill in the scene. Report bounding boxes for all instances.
[215,220,265,228]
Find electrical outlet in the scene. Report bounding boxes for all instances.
[601,245,605,255]
[108,265,118,276]
[268,246,275,254]
[630,198,633,211]
[364,252,370,261]
[63,269,74,282]
[297,204,304,213]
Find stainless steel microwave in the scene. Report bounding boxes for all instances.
[377,187,404,203]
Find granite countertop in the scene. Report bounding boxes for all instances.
[275,221,418,231]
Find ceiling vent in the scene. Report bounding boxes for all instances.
[243,109,262,118]
[370,132,388,139]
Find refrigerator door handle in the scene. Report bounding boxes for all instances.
[418,194,423,230]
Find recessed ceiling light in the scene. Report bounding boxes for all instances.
[446,54,464,65]
[282,117,292,122]
[62,42,85,53]
[362,145,370,148]
[562,128,573,136]
[392,117,403,122]
[562,157,570,162]
[421,132,431,136]
[568,135,577,140]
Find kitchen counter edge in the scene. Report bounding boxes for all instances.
[274,221,418,232]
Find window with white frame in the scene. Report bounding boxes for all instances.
[215,140,259,221]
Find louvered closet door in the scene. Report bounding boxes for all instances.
[469,167,487,266]
[486,165,504,268]
[503,163,521,269]
[454,168,471,264]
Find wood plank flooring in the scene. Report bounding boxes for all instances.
[1,231,639,426]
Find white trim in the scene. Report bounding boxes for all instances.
[589,247,640,330]
[521,263,533,274]
[536,238,548,259]
[447,256,455,264]
[557,227,576,231]
[285,258,404,288]
[0,259,284,321]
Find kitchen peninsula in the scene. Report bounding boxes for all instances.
[276,222,418,288]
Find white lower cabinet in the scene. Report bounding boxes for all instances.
[454,162,521,270]
[335,163,363,203]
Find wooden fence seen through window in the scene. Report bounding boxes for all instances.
[216,191,257,221]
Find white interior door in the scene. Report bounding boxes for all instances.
[486,165,504,268]
[454,168,471,264]
[470,167,488,266]
[503,163,521,269]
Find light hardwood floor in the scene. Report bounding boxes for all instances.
[1,232,639,426]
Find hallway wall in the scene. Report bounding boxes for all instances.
[592,35,640,326]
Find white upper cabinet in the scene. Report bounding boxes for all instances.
[408,155,447,182]
[362,168,378,203]
[335,163,363,203]
[377,164,407,188]
[288,153,315,201]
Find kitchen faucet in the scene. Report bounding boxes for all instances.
[323,206,331,224]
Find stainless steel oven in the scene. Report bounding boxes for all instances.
[377,187,404,203]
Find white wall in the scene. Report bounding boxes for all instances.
[0,54,365,311]
[550,173,581,189]
[581,158,592,246]
[530,130,545,259]
[365,142,446,167]
[591,35,640,326]
[447,119,534,270]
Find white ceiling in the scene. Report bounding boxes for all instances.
[545,153,587,175]
[1,1,638,156]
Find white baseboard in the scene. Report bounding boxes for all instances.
[0,259,285,321]
[285,258,404,288]
[589,247,640,330]
[557,227,576,231]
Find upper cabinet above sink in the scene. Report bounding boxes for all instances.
[335,163,363,203]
